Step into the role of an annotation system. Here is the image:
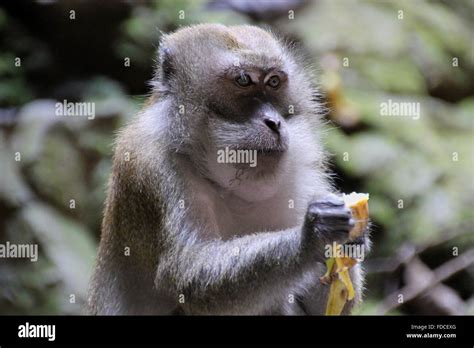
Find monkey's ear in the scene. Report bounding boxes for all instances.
[158,45,175,85]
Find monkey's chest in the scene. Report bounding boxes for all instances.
[215,197,301,239]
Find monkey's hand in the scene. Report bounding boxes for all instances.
[304,193,367,262]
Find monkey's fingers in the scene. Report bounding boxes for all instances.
[307,202,355,245]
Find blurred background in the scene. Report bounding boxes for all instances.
[0,0,473,315]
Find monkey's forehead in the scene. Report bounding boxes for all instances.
[162,24,285,59]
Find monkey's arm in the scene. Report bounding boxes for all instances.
[155,197,353,314]
[157,226,309,314]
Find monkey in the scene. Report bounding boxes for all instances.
[87,24,369,315]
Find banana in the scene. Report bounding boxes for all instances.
[322,192,369,315]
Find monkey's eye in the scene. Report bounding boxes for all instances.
[267,75,280,89]
[235,73,252,87]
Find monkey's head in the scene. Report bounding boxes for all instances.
[154,24,324,202]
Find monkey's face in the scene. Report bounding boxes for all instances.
[158,25,319,202]
[198,49,318,203]
[201,65,291,200]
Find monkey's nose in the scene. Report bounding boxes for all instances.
[264,118,281,134]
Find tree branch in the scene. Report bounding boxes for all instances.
[375,248,474,315]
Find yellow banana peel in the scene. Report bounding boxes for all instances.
[322,192,369,315]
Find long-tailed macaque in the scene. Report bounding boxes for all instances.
[88,24,369,315]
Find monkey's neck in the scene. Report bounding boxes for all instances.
[177,154,329,239]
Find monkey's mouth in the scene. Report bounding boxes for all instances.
[255,142,288,156]
[241,138,289,155]
[257,147,286,155]
[229,140,288,157]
